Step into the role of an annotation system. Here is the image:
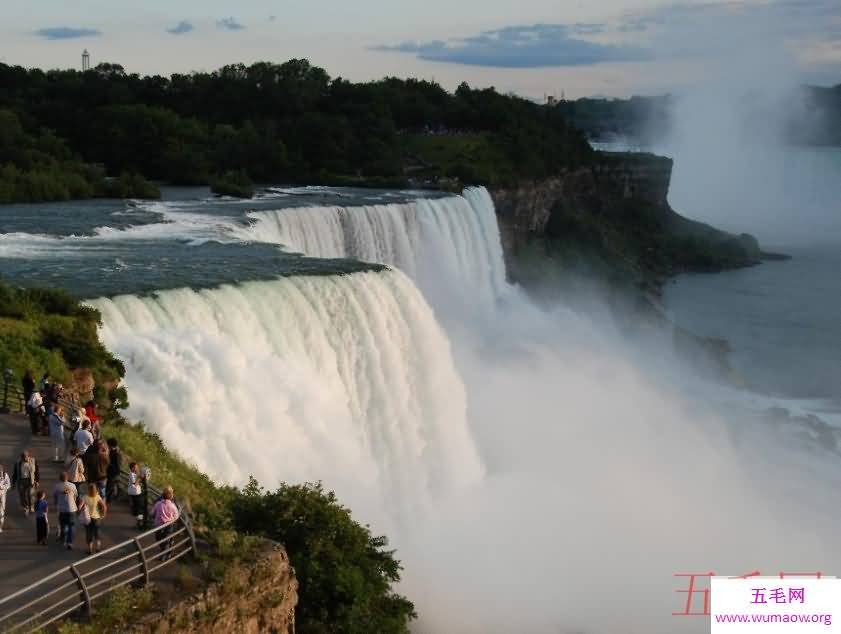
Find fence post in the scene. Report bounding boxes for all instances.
[134,537,150,586]
[181,513,197,556]
[69,564,91,617]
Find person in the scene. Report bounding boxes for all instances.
[0,464,10,533]
[34,491,48,545]
[127,462,143,529]
[80,483,107,555]
[49,406,65,463]
[12,451,38,515]
[22,370,35,411]
[84,400,99,427]
[53,472,78,550]
[106,438,121,503]
[73,420,94,456]
[66,448,87,497]
[151,486,179,560]
[27,391,44,435]
[92,441,109,499]
[38,372,49,393]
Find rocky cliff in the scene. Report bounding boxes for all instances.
[491,151,763,294]
[134,542,297,634]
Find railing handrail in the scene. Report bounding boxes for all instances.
[0,514,194,632]
[0,386,198,633]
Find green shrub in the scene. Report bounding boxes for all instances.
[230,479,416,634]
[210,169,254,198]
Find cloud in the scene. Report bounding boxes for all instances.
[167,20,194,35]
[34,27,101,40]
[216,17,245,31]
[375,23,650,68]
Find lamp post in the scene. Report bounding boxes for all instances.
[0,368,12,414]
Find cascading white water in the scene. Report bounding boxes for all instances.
[90,186,841,633]
[90,269,483,522]
[235,187,509,309]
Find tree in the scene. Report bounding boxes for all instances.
[230,479,416,634]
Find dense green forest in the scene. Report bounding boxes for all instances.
[0,59,595,201]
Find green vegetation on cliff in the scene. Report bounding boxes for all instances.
[103,421,415,633]
[0,60,594,196]
[0,280,125,396]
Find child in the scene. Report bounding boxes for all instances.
[127,462,143,529]
[34,491,48,545]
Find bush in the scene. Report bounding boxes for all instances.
[210,169,254,198]
[101,171,161,199]
[230,479,416,634]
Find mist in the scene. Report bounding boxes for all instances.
[644,4,841,247]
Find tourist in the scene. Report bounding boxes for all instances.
[106,438,121,503]
[49,406,65,462]
[21,370,35,410]
[84,400,99,427]
[80,483,107,555]
[53,472,78,550]
[92,441,109,499]
[26,391,44,435]
[0,464,10,533]
[151,486,179,559]
[34,491,48,545]
[127,462,143,529]
[66,448,87,497]
[73,420,94,455]
[12,451,38,515]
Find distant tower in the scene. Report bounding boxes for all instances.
[82,49,90,71]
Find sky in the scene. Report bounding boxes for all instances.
[1,0,840,98]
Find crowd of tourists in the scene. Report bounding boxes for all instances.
[0,370,181,557]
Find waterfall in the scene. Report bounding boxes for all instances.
[235,187,509,309]
[90,269,483,520]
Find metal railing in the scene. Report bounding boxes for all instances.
[0,384,199,632]
[0,513,195,633]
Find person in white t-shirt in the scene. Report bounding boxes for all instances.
[73,421,94,455]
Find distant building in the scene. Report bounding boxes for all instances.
[546,95,558,106]
[82,49,90,71]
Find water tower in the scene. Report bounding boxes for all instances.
[82,49,90,71]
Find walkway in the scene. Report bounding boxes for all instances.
[0,408,182,626]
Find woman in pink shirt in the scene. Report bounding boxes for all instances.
[151,486,179,561]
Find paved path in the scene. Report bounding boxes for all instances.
[0,410,150,600]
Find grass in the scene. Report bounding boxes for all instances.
[55,586,154,634]
[102,420,233,531]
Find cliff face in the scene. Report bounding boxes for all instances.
[491,152,762,292]
[135,542,297,634]
[492,154,672,255]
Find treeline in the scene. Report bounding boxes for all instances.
[0,59,595,199]
[0,108,160,203]
[555,95,672,143]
